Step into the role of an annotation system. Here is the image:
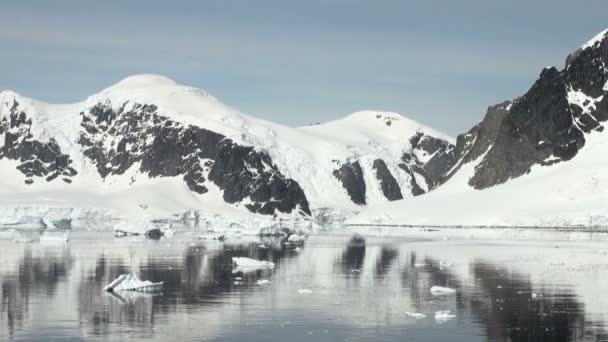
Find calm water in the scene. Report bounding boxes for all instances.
[1,228,608,341]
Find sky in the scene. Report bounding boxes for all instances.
[0,0,607,135]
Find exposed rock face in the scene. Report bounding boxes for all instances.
[431,30,608,190]
[0,100,77,184]
[372,159,403,201]
[397,155,426,196]
[468,33,608,189]
[333,161,366,205]
[408,132,456,190]
[208,139,310,215]
[79,102,223,194]
[77,101,311,216]
[438,101,511,183]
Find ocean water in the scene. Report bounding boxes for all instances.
[0,227,607,341]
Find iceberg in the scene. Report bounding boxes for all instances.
[104,273,164,292]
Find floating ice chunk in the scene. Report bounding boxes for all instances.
[430,286,456,295]
[297,289,313,294]
[162,228,175,238]
[434,310,456,323]
[104,273,164,292]
[414,263,427,268]
[232,257,275,273]
[40,231,70,243]
[257,279,272,286]
[406,312,426,319]
[439,260,453,270]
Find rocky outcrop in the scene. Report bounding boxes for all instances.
[467,33,608,189]
[78,101,310,216]
[333,161,366,205]
[208,139,310,215]
[408,132,456,189]
[0,99,77,184]
[372,159,403,201]
[397,156,425,196]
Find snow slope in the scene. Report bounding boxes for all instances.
[349,125,608,227]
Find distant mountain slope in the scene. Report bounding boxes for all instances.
[350,28,608,227]
[0,75,453,222]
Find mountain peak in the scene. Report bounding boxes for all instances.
[108,74,178,90]
[581,28,608,50]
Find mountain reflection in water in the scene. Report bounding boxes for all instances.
[0,230,607,341]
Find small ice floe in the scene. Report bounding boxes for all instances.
[439,260,453,270]
[414,263,427,268]
[104,273,163,292]
[434,310,456,323]
[531,293,542,299]
[297,289,313,294]
[283,234,307,249]
[232,257,275,274]
[405,312,426,319]
[233,281,243,285]
[257,279,272,286]
[430,286,456,296]
[114,221,166,240]
[162,227,175,238]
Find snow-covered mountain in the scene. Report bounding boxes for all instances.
[3,28,607,227]
[351,28,608,227]
[0,75,453,224]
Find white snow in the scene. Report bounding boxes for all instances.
[430,286,456,296]
[232,257,275,273]
[297,289,313,294]
[104,273,163,292]
[349,123,608,227]
[256,279,272,286]
[567,86,604,115]
[405,312,426,319]
[581,28,608,50]
[434,311,456,323]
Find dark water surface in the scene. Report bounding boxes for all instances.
[1,228,608,341]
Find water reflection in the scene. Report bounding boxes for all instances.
[0,246,73,338]
[0,231,607,341]
[468,263,604,342]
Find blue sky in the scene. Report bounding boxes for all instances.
[0,0,606,135]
